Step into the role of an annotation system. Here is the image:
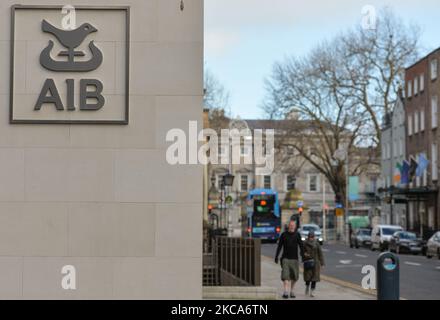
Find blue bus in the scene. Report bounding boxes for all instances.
[246,189,281,241]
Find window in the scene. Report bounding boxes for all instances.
[420,74,425,92]
[286,175,296,191]
[431,59,438,80]
[421,110,425,131]
[414,78,418,95]
[240,175,248,192]
[263,175,272,189]
[432,144,438,181]
[414,112,419,133]
[407,80,412,98]
[308,174,319,192]
[432,96,438,129]
[408,115,413,136]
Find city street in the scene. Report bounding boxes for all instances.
[262,242,440,300]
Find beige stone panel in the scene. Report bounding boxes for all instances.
[115,40,127,96]
[0,148,25,201]
[14,7,126,42]
[22,257,114,299]
[66,149,114,202]
[125,0,158,42]
[0,96,71,147]
[11,40,26,95]
[25,149,115,202]
[69,95,155,148]
[0,258,22,299]
[3,1,156,42]
[130,42,203,96]
[114,149,160,203]
[158,0,203,43]
[114,148,202,203]
[157,160,203,203]
[68,202,155,257]
[155,95,203,149]
[155,204,201,258]
[24,149,70,201]
[113,257,201,299]
[0,41,10,95]
[0,202,68,256]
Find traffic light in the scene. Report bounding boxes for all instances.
[208,204,213,214]
[298,207,303,215]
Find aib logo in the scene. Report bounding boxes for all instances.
[35,19,105,112]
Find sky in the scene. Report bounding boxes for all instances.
[204,0,440,119]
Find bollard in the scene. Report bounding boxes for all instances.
[377,252,400,300]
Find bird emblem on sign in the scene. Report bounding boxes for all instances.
[39,19,103,72]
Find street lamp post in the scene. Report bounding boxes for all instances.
[223,173,235,237]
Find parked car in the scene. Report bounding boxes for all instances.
[389,231,423,255]
[426,231,440,259]
[299,224,323,245]
[371,225,403,251]
[350,228,371,248]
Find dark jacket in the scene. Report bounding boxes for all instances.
[303,239,325,282]
[275,231,304,261]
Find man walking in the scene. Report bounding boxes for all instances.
[275,219,304,299]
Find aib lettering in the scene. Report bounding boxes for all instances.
[35,20,105,111]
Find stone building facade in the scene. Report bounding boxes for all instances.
[380,97,407,227]
[0,1,203,299]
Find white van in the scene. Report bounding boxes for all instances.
[371,225,403,251]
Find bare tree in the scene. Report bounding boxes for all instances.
[204,69,230,110]
[339,8,421,144]
[263,9,417,203]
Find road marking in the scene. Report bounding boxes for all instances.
[335,264,363,268]
[435,266,440,270]
[336,251,347,255]
[322,248,330,252]
[355,254,368,258]
[339,260,352,264]
[404,262,421,267]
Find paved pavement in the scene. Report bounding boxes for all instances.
[261,256,374,300]
[262,241,440,300]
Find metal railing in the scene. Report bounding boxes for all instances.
[203,236,261,287]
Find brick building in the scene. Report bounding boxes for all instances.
[404,48,440,236]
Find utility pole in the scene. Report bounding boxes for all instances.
[322,173,327,241]
[345,150,349,244]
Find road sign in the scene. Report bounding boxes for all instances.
[335,208,345,217]
[297,200,304,208]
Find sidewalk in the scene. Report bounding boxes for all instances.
[261,256,375,300]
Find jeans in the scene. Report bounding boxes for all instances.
[305,281,316,289]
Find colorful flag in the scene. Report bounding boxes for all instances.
[394,162,402,184]
[416,154,429,177]
[409,157,418,182]
[348,176,359,201]
[401,160,410,184]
